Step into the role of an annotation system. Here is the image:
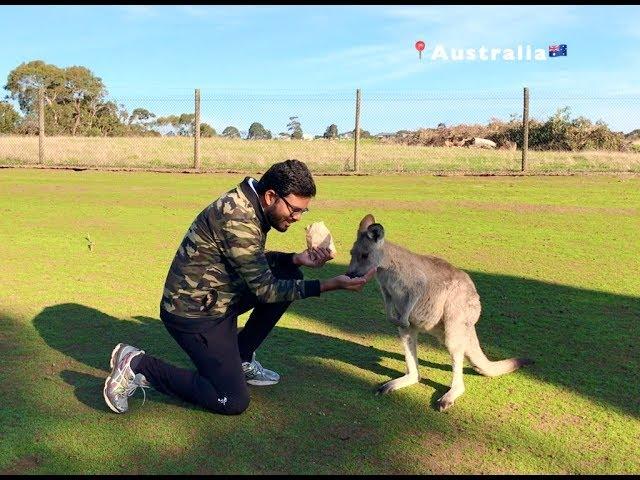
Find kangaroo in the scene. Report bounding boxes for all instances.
[346,214,533,411]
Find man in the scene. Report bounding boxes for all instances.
[103,159,375,415]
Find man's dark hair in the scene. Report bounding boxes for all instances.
[256,159,316,198]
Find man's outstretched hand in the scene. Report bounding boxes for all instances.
[320,266,376,293]
[293,247,334,268]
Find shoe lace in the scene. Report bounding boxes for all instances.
[135,382,150,406]
[243,358,264,377]
[251,359,266,375]
[113,365,150,406]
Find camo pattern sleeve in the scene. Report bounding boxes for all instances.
[212,191,319,303]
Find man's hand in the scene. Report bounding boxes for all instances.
[320,266,376,293]
[293,247,334,268]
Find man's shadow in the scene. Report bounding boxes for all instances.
[33,303,459,413]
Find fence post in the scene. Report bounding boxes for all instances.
[38,87,45,164]
[353,88,361,172]
[522,86,529,172]
[194,88,201,170]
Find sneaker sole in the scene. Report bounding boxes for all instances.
[104,343,128,413]
[246,378,279,386]
[103,374,125,413]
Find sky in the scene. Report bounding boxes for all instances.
[1,5,640,135]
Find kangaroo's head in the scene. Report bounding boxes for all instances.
[345,213,385,278]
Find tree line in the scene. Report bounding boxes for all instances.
[0,60,369,140]
[1,60,635,151]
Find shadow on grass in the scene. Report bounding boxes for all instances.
[32,303,456,414]
[294,262,640,418]
[32,261,639,419]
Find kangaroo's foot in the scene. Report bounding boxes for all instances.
[436,385,465,411]
[376,374,419,395]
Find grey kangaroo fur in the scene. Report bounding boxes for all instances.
[346,214,533,411]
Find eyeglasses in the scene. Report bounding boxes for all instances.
[277,195,309,218]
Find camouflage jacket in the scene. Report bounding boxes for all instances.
[160,177,321,332]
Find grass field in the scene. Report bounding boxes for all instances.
[2,135,640,173]
[0,169,638,474]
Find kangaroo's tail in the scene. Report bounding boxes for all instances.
[465,327,533,377]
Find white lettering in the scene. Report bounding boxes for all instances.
[427,44,553,62]
[432,44,448,61]
[451,48,464,61]
[535,49,547,60]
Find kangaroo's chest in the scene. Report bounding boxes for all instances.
[377,269,420,306]
[377,269,404,292]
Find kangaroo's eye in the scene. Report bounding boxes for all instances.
[361,253,369,260]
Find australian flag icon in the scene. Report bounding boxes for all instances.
[549,44,567,57]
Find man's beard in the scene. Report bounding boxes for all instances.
[265,207,289,232]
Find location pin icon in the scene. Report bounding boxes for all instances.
[415,40,425,60]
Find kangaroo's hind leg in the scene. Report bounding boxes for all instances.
[436,290,481,411]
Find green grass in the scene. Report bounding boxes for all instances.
[0,169,639,474]
[1,135,640,173]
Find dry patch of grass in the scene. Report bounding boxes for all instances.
[1,135,639,173]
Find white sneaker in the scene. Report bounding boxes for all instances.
[242,353,280,386]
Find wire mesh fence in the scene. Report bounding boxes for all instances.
[1,88,639,174]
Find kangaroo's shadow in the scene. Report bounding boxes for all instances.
[294,262,640,418]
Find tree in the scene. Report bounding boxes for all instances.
[126,108,157,136]
[200,123,216,137]
[248,122,271,140]
[287,116,302,140]
[4,60,63,114]
[155,113,195,136]
[323,124,338,139]
[128,108,155,126]
[222,126,240,138]
[4,60,117,136]
[91,101,128,136]
[63,65,108,135]
[177,113,195,136]
[0,101,20,133]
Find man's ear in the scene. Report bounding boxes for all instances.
[366,223,385,242]
[264,189,278,206]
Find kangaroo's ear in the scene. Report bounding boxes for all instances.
[366,223,385,242]
[358,214,376,232]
